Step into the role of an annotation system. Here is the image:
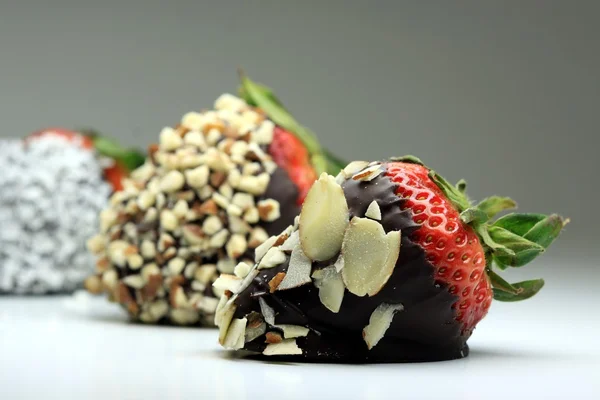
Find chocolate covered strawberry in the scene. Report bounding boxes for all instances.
[85,75,344,325]
[0,130,144,294]
[215,157,566,362]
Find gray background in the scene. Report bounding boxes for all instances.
[0,0,596,270]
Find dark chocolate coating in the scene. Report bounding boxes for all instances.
[262,168,301,237]
[233,167,468,362]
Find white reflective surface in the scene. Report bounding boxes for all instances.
[1,286,598,400]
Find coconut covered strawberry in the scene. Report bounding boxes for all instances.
[0,130,143,294]
[215,157,566,362]
[85,75,344,325]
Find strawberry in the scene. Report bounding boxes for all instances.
[215,158,566,362]
[27,128,145,192]
[268,126,318,204]
[239,73,345,205]
[384,157,567,335]
[86,80,346,327]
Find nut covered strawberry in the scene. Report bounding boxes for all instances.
[0,131,144,294]
[215,157,566,362]
[85,76,344,326]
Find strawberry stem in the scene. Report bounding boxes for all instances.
[395,156,567,303]
[238,72,346,176]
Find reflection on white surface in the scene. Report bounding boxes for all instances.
[0,288,599,399]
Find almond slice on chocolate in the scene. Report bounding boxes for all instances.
[212,274,242,293]
[257,247,287,270]
[275,324,310,339]
[299,173,349,261]
[217,300,237,345]
[351,164,382,182]
[341,217,401,297]
[263,339,303,356]
[258,297,275,326]
[254,235,279,263]
[223,317,248,350]
[277,245,312,291]
[365,200,382,220]
[312,266,345,313]
[279,230,300,252]
[362,303,404,350]
[342,161,370,178]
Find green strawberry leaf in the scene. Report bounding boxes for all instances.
[90,135,145,172]
[460,207,489,225]
[389,155,425,165]
[487,268,520,294]
[493,213,547,236]
[428,170,471,212]
[488,226,545,267]
[456,179,467,194]
[477,196,517,219]
[492,279,545,302]
[239,72,346,175]
[523,214,568,249]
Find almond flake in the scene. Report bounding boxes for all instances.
[299,173,349,261]
[312,266,345,313]
[258,297,275,326]
[233,262,252,279]
[341,217,401,297]
[245,318,267,343]
[212,274,242,293]
[277,245,312,291]
[258,247,287,270]
[279,230,300,252]
[268,272,286,293]
[365,200,382,220]
[342,161,370,178]
[265,331,283,344]
[275,324,310,339]
[333,253,345,272]
[351,164,383,182]
[362,303,404,350]
[223,318,248,350]
[217,300,237,344]
[263,339,302,356]
[254,235,278,263]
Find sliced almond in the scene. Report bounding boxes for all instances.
[233,262,252,279]
[351,164,382,182]
[279,230,300,252]
[312,266,345,313]
[268,272,287,293]
[254,235,278,263]
[342,160,370,178]
[217,300,237,344]
[265,331,283,344]
[212,274,242,293]
[341,217,401,297]
[275,324,309,339]
[258,247,287,270]
[263,339,302,356]
[277,245,312,291]
[362,303,404,350]
[245,320,266,343]
[365,200,382,220]
[333,253,345,273]
[258,297,275,326]
[299,173,349,261]
[223,318,248,350]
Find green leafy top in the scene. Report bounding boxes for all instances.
[399,155,568,302]
[238,72,346,175]
[80,129,146,172]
